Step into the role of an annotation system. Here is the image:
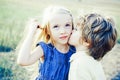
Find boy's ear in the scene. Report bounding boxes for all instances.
[83,41,90,47]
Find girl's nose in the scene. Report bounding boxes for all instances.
[60,28,65,34]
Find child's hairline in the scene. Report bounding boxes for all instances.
[41,6,73,27]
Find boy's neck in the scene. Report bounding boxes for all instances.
[75,45,88,52]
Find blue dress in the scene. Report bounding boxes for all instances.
[36,42,75,80]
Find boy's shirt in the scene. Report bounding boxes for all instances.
[69,51,106,80]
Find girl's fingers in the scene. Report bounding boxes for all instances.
[37,24,43,30]
[27,18,43,32]
[37,25,40,28]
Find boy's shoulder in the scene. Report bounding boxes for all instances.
[71,52,95,66]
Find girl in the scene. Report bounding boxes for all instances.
[17,6,75,80]
[68,13,117,80]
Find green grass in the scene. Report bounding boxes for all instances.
[0,0,120,79]
[0,52,30,80]
[0,0,120,51]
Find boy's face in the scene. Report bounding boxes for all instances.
[49,14,73,45]
[69,25,82,46]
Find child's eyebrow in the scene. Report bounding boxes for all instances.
[66,21,72,24]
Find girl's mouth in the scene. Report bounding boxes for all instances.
[59,36,68,40]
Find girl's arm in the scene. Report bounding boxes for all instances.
[17,19,43,66]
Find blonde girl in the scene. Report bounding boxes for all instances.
[17,6,75,80]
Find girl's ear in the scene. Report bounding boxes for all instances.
[47,23,51,35]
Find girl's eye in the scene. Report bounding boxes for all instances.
[53,25,59,28]
[65,24,70,27]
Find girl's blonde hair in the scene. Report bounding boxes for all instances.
[35,6,73,45]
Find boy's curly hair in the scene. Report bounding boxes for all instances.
[79,13,117,60]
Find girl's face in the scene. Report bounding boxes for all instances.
[49,14,73,45]
[69,25,82,46]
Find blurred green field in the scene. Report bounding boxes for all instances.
[0,0,120,79]
[0,0,120,51]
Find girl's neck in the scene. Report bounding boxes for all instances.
[54,43,69,54]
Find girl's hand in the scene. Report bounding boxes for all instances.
[26,19,40,35]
